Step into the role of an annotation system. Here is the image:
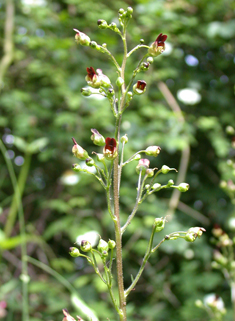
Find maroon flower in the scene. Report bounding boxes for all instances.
[105,137,116,152]
[156,33,168,47]
[85,67,110,88]
[137,80,146,91]
[148,33,168,57]
[133,80,147,95]
[103,137,117,160]
[86,67,97,81]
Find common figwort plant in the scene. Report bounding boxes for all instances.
[64,7,206,321]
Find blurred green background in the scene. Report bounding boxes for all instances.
[0,0,235,320]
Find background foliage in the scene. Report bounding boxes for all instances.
[0,0,234,320]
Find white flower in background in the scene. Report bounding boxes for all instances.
[21,0,47,6]
[204,293,224,311]
[177,88,201,105]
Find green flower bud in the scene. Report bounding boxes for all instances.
[108,239,116,249]
[146,168,154,177]
[121,134,128,144]
[188,227,206,238]
[145,184,150,190]
[195,300,203,308]
[96,153,105,162]
[86,157,95,167]
[97,19,108,29]
[226,126,235,135]
[184,233,196,242]
[109,22,118,32]
[69,247,80,257]
[211,261,220,269]
[167,179,174,186]
[107,88,115,96]
[152,183,161,191]
[134,154,141,161]
[127,6,133,14]
[98,239,109,254]
[72,138,89,160]
[220,180,227,189]
[116,77,124,87]
[81,87,92,97]
[119,8,124,14]
[72,163,82,172]
[140,39,145,44]
[145,146,161,157]
[91,128,105,146]
[74,29,90,46]
[154,217,166,232]
[177,183,190,192]
[185,227,206,243]
[161,165,177,174]
[127,91,133,99]
[80,240,92,252]
[90,41,98,49]
[102,250,109,257]
[140,62,150,71]
[147,57,154,64]
[214,250,228,266]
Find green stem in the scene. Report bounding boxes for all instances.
[4,152,32,237]
[113,155,126,320]
[118,141,125,192]
[121,172,142,234]
[102,257,119,314]
[0,140,29,321]
[122,54,149,113]
[122,150,146,166]
[125,224,157,297]
[101,47,121,73]
[127,45,149,58]
[90,251,107,284]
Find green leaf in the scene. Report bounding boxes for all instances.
[27,137,49,154]
[13,136,27,152]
